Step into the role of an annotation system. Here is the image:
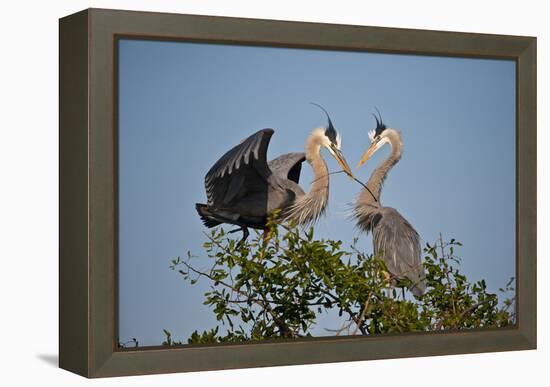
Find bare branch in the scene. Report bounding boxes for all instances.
[353,291,373,335]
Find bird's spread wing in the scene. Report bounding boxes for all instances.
[205,129,274,207]
[268,152,306,184]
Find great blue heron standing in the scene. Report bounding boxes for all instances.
[196,106,353,242]
[353,111,426,296]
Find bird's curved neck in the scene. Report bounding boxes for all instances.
[362,131,402,207]
[305,135,330,197]
[285,130,329,225]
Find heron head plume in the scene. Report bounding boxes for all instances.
[310,103,342,149]
[367,107,387,142]
[310,103,352,177]
[359,108,393,168]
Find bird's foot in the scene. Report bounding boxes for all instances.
[229,226,249,246]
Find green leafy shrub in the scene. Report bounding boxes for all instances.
[164,219,515,345]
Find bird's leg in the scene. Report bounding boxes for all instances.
[262,227,271,244]
[228,226,249,245]
[228,227,241,234]
[382,271,392,298]
[241,227,250,244]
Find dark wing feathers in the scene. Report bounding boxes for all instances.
[205,129,274,207]
[268,152,306,184]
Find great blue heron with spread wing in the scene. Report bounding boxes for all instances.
[353,111,426,296]
[196,106,353,242]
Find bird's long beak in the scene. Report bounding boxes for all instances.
[357,142,379,168]
[332,147,354,178]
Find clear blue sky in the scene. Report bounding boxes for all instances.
[118,39,515,346]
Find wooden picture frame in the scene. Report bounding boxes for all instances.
[59,8,536,378]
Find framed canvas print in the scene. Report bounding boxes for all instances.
[59,8,536,378]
